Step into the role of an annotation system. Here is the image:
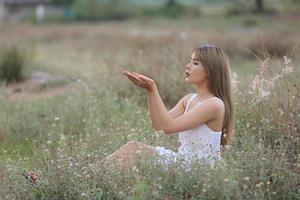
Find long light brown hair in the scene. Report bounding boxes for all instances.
[193,45,234,148]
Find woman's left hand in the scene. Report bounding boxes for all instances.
[122,71,156,92]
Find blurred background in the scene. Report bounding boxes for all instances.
[1,0,299,102]
[0,0,300,199]
[1,0,300,22]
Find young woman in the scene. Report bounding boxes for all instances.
[102,44,234,171]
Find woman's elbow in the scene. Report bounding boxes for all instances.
[152,124,163,132]
[153,126,170,134]
[163,126,175,135]
[152,123,175,134]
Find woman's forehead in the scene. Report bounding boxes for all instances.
[191,52,197,58]
[191,52,200,60]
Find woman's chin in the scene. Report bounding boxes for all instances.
[185,77,191,83]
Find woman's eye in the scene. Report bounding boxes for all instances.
[193,62,199,65]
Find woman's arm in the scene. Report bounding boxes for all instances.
[148,86,223,134]
[148,92,189,131]
[123,71,223,135]
[147,86,178,134]
[147,91,163,131]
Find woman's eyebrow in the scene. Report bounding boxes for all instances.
[191,58,201,61]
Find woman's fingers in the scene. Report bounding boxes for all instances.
[123,70,147,86]
[127,77,140,86]
[126,74,138,82]
[123,70,154,90]
[129,73,141,81]
[131,72,141,77]
[126,73,142,86]
[127,73,142,82]
[131,72,150,82]
[131,72,143,80]
[123,71,135,79]
[123,71,142,78]
[138,75,149,81]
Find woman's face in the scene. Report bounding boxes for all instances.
[185,52,208,85]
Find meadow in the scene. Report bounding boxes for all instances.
[0,14,300,199]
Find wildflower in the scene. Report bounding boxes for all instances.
[282,56,293,75]
[243,177,250,181]
[230,70,239,93]
[248,56,293,103]
[59,135,65,141]
[256,182,263,187]
[54,117,60,121]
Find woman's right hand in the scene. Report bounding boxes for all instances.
[122,71,157,92]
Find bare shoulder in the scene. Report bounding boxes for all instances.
[182,93,195,109]
[204,97,225,114]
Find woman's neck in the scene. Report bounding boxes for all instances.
[195,87,215,101]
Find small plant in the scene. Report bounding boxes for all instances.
[248,56,293,103]
[0,46,26,84]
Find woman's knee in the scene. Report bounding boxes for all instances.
[125,140,144,149]
[126,140,138,146]
[124,140,154,154]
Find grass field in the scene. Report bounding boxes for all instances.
[0,14,300,199]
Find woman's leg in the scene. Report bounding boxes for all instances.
[100,140,156,171]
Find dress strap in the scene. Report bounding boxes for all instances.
[185,94,223,114]
[195,97,223,106]
[185,93,197,113]
[202,97,223,104]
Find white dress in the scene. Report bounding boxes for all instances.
[154,93,223,170]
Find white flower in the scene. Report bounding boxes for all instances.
[230,70,239,93]
[282,56,293,75]
[283,56,291,65]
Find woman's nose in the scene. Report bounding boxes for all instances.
[185,63,190,69]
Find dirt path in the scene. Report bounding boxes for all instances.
[4,71,83,101]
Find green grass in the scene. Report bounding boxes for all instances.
[0,15,299,199]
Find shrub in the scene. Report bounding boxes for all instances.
[0,46,26,84]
